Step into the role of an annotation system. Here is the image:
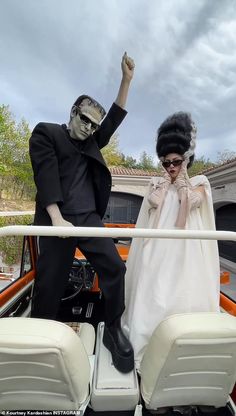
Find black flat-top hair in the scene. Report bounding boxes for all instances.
[156,112,195,168]
[72,95,106,119]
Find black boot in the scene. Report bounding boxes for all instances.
[103,318,134,373]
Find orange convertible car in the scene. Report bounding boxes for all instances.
[0,199,236,414]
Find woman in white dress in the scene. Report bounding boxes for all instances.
[122,112,220,369]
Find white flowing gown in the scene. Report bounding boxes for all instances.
[122,175,220,368]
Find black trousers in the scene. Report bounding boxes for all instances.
[31,212,126,325]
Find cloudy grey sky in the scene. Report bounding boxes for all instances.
[1,0,236,163]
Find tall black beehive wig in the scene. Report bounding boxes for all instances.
[156,112,197,168]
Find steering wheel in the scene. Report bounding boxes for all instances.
[61,260,87,302]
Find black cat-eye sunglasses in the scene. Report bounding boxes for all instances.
[162,159,183,168]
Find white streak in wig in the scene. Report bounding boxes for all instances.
[183,119,197,162]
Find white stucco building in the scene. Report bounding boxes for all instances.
[108,162,236,274]
[204,159,236,275]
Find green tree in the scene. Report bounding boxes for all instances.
[120,154,138,168]
[136,151,157,170]
[0,105,15,175]
[188,156,215,176]
[0,105,34,199]
[0,215,33,264]
[101,135,124,166]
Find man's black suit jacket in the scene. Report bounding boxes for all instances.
[29,103,127,225]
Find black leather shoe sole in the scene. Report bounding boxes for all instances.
[103,326,134,373]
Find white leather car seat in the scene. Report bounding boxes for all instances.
[0,317,95,410]
[140,312,236,412]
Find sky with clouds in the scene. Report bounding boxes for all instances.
[1,0,236,164]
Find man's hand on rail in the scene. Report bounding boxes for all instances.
[46,203,74,238]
